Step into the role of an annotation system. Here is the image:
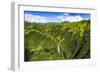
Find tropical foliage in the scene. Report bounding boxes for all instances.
[24,20,90,61]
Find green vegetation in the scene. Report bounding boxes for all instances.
[24,20,90,61]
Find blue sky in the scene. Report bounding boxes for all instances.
[24,11,90,23]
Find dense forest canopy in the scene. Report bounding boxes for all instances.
[24,20,90,61]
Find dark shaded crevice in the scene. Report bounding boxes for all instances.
[72,30,88,59]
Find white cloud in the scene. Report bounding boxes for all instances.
[84,17,90,20]
[25,13,87,23]
[25,14,49,23]
[67,15,84,22]
[57,15,84,22]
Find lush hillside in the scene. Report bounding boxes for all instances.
[24,20,90,61]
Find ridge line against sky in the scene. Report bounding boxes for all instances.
[24,11,90,23]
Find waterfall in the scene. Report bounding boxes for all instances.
[57,42,61,53]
